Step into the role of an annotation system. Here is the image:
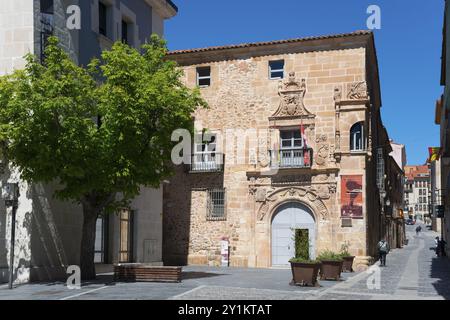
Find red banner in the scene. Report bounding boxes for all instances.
[341,175,363,218]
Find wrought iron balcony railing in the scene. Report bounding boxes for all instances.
[269,148,312,169]
[186,153,224,173]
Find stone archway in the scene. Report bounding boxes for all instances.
[271,202,316,266]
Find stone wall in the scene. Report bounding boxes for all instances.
[164,44,383,270]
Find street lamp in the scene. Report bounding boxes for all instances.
[2,182,19,289]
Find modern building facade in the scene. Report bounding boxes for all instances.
[163,31,403,271]
[0,0,177,283]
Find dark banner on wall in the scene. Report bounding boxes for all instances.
[341,175,363,218]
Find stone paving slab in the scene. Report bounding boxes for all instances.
[0,225,448,300]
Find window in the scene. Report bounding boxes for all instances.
[350,122,365,151]
[192,132,217,169]
[94,215,109,263]
[207,189,226,221]
[40,0,54,14]
[269,60,285,79]
[280,130,303,149]
[197,67,211,87]
[99,2,107,36]
[119,208,134,263]
[121,20,129,44]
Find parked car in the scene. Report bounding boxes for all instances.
[405,219,416,225]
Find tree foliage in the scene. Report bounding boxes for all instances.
[0,35,205,209]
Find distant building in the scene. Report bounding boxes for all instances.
[389,140,407,170]
[404,165,431,222]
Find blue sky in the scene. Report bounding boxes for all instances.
[165,0,444,165]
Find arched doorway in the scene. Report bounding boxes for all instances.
[271,202,316,266]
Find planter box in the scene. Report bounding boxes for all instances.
[290,262,321,287]
[114,264,182,283]
[319,260,343,280]
[342,256,355,272]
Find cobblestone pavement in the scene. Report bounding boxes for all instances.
[0,225,448,300]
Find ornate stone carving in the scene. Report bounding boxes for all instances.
[256,186,329,221]
[347,81,368,100]
[315,135,329,166]
[255,189,267,202]
[258,137,269,168]
[334,86,342,103]
[271,72,311,117]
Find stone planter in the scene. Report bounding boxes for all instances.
[341,256,355,272]
[319,260,343,280]
[290,262,321,287]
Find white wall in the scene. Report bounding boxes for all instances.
[0,0,34,75]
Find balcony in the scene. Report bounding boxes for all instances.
[269,148,312,169]
[186,153,224,173]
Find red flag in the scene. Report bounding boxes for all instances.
[301,121,310,166]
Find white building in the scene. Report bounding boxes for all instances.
[0,0,177,283]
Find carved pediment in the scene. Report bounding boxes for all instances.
[271,72,313,118]
[347,81,368,100]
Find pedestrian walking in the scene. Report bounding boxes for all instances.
[439,239,447,257]
[415,225,422,236]
[377,238,390,266]
[435,237,440,256]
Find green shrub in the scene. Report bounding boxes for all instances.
[317,250,344,262]
[339,242,353,258]
[294,229,309,261]
[289,257,320,264]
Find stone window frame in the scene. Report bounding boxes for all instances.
[268,59,285,80]
[206,188,227,221]
[350,122,365,152]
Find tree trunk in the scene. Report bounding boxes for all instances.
[80,201,101,280]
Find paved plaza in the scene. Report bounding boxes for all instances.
[0,225,449,300]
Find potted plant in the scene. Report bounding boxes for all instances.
[317,250,344,281]
[288,229,321,287]
[289,257,321,287]
[339,242,355,273]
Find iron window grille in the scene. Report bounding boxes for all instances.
[207,189,226,221]
[376,147,385,191]
[269,60,285,79]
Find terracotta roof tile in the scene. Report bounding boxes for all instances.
[167,30,373,56]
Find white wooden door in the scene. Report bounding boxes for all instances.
[271,202,315,266]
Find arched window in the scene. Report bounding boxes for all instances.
[350,122,365,151]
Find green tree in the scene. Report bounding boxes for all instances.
[0,36,206,279]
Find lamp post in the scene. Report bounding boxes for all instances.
[2,183,19,289]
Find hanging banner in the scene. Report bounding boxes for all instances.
[341,175,363,218]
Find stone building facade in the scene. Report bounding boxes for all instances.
[0,0,177,283]
[164,31,400,271]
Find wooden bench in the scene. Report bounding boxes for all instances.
[114,264,182,283]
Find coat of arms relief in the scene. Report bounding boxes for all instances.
[271,72,313,118]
